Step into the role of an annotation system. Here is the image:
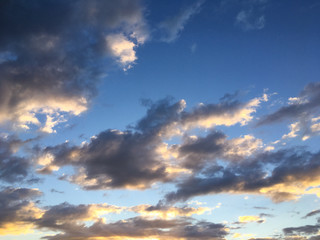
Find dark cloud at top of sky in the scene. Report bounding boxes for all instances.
[0,0,147,131]
[257,82,320,126]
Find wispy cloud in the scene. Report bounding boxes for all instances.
[158,0,205,42]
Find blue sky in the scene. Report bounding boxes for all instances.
[0,0,320,239]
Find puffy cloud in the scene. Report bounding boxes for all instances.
[181,94,268,130]
[0,187,43,235]
[158,0,205,42]
[35,95,267,190]
[165,148,320,203]
[283,224,320,236]
[41,217,228,240]
[0,192,227,240]
[177,131,263,170]
[36,202,125,230]
[106,33,138,71]
[36,99,187,190]
[0,0,148,132]
[0,135,34,183]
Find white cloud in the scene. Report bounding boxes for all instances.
[106,34,137,71]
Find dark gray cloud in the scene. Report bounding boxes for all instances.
[36,95,264,190]
[50,189,64,194]
[257,82,320,126]
[178,131,227,170]
[37,99,186,190]
[165,148,320,203]
[0,0,147,131]
[39,215,227,240]
[283,224,320,236]
[0,187,42,226]
[0,135,33,183]
[303,210,320,219]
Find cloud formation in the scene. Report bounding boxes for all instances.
[257,83,320,126]
[0,0,147,132]
[0,187,42,235]
[0,189,228,240]
[35,95,267,190]
[165,148,320,203]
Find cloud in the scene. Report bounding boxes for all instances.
[0,187,43,235]
[0,0,148,132]
[131,203,212,219]
[238,215,264,224]
[106,33,138,71]
[158,0,205,42]
[177,131,263,170]
[303,210,320,219]
[165,148,320,203]
[235,10,265,31]
[257,83,320,126]
[35,95,267,190]
[36,99,187,190]
[0,135,34,183]
[181,94,268,130]
[283,224,320,236]
[0,192,227,240]
[257,83,320,141]
[40,216,228,240]
[234,0,267,31]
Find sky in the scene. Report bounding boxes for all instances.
[0,0,320,239]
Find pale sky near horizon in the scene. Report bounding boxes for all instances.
[0,0,320,239]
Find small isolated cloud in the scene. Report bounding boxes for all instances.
[235,9,265,31]
[190,43,198,53]
[234,0,267,31]
[159,0,205,42]
[106,33,138,71]
[238,215,264,224]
